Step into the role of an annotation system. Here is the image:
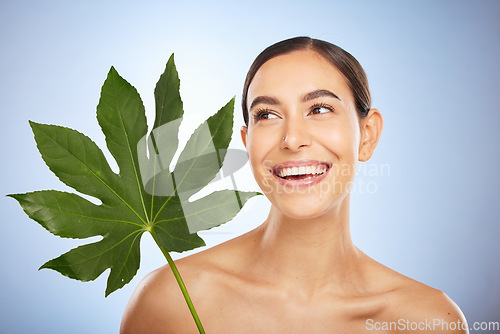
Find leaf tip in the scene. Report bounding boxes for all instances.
[28,120,40,129]
[39,258,57,272]
[108,66,119,77]
[6,193,21,202]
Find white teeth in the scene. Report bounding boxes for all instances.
[277,165,328,178]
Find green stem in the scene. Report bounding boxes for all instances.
[150,231,205,333]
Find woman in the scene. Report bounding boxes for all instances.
[121,37,467,333]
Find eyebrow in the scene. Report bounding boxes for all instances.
[301,89,341,102]
[249,96,279,111]
[249,89,341,111]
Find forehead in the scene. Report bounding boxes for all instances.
[247,49,352,105]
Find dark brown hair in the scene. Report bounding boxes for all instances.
[242,36,371,125]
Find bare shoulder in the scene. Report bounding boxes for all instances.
[359,254,468,333]
[120,232,253,334]
[119,263,200,334]
[381,271,468,333]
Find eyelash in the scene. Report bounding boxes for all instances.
[253,108,274,122]
[309,103,335,115]
[252,103,335,122]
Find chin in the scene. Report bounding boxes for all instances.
[271,194,340,220]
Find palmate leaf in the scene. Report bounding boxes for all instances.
[9,54,259,296]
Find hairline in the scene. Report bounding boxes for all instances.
[242,37,370,126]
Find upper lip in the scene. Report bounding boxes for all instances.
[270,159,332,175]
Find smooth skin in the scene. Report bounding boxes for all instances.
[121,50,467,333]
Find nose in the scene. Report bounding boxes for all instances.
[281,116,311,151]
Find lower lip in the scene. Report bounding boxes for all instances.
[272,169,330,189]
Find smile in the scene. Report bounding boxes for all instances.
[271,160,331,187]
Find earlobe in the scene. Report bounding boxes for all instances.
[358,109,383,162]
[240,126,248,148]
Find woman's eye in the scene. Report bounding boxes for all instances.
[253,109,278,121]
[310,105,333,115]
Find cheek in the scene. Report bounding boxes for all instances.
[317,121,359,156]
[315,120,360,177]
[245,128,281,196]
[245,129,269,173]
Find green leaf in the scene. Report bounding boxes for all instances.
[172,99,234,197]
[9,56,260,296]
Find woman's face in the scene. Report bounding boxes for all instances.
[242,49,364,219]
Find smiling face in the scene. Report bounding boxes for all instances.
[242,49,367,219]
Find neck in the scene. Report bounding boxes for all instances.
[251,196,363,296]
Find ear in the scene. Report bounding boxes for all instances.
[358,108,383,162]
[240,126,248,148]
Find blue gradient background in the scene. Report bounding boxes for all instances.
[1,1,499,332]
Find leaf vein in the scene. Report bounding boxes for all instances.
[112,84,150,227]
